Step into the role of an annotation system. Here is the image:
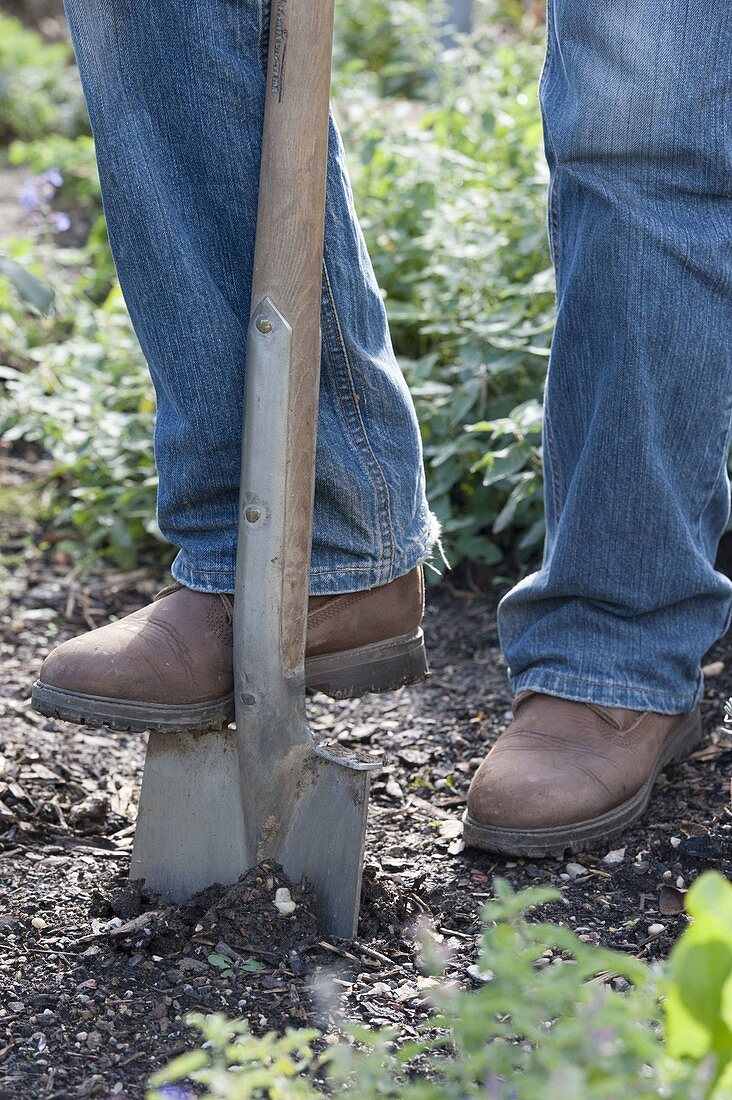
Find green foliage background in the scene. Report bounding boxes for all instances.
[0,1,552,573]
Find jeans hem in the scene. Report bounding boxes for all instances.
[309,513,440,595]
[170,515,440,596]
[508,668,703,716]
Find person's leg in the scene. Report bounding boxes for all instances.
[499,0,732,714]
[465,0,732,855]
[63,0,436,596]
[33,0,436,731]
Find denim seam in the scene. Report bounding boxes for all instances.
[310,519,433,574]
[257,0,270,75]
[173,520,433,594]
[694,380,732,545]
[510,672,701,714]
[538,2,563,521]
[539,1,561,276]
[543,397,563,524]
[176,532,432,579]
[512,667,689,697]
[320,260,395,584]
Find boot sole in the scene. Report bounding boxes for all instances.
[31,628,428,734]
[461,707,702,859]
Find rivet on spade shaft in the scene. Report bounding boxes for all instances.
[256,316,273,334]
[244,506,262,524]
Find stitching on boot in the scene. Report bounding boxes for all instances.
[207,603,234,646]
[307,591,363,627]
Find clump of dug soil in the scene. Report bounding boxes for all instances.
[101,860,320,965]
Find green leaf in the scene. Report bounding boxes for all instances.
[478,444,529,487]
[148,1048,208,1084]
[0,256,54,313]
[666,871,732,1076]
[208,952,233,970]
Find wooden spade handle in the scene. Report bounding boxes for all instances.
[251,0,335,673]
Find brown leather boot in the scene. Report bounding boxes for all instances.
[462,691,701,858]
[31,567,427,733]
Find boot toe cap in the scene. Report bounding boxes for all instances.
[466,752,622,831]
[38,636,99,694]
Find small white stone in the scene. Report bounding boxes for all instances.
[467,964,494,984]
[676,876,685,889]
[31,917,47,930]
[565,863,588,879]
[274,887,297,916]
[603,848,626,865]
[670,836,681,848]
[702,660,725,677]
[648,923,665,936]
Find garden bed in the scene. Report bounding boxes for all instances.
[1,453,730,1098]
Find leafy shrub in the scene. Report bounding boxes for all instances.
[0,14,87,142]
[334,0,445,100]
[147,873,732,1099]
[0,282,166,568]
[9,140,115,296]
[665,872,732,1093]
[339,29,553,568]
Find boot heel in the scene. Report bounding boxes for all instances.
[305,629,429,700]
[666,708,702,766]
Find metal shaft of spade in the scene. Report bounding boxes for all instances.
[232,0,379,938]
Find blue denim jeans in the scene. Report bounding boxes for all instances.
[67,0,732,715]
[499,0,732,714]
[63,0,437,596]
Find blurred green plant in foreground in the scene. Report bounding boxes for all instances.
[0,1,551,574]
[146,873,732,1100]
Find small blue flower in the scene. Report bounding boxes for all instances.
[43,167,64,189]
[18,180,41,213]
[50,212,71,232]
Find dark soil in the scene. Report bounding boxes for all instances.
[1,450,731,1098]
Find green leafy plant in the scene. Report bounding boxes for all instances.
[147,873,732,1100]
[0,283,166,568]
[208,953,266,980]
[337,25,553,571]
[334,0,445,101]
[8,134,114,294]
[0,14,87,142]
[665,872,732,1091]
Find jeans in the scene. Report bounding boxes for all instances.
[63,0,437,596]
[67,0,732,715]
[499,0,732,713]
